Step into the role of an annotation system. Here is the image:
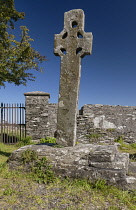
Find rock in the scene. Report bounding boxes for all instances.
[128,162,136,176]
[8,143,136,190]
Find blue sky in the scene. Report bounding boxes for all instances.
[1,0,136,109]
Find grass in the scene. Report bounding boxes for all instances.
[86,133,103,139]
[0,142,18,164]
[40,137,56,144]
[85,133,104,144]
[106,128,116,132]
[114,136,136,161]
[0,143,136,209]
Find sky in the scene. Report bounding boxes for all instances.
[1,0,136,109]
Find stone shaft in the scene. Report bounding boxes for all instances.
[54,9,93,146]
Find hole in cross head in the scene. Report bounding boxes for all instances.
[72,21,78,28]
[76,47,82,55]
[77,32,83,38]
[62,32,68,39]
[61,48,67,55]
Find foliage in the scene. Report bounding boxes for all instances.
[16,135,33,147]
[71,178,107,190]
[33,157,55,184]
[86,133,103,139]
[129,153,136,162]
[114,135,124,144]
[131,143,136,149]
[91,179,107,190]
[21,148,55,184]
[106,128,116,132]
[0,0,46,87]
[21,149,38,164]
[39,137,64,147]
[40,137,56,144]
[3,187,15,195]
[114,136,136,161]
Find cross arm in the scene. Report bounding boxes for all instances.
[54,29,67,57]
[77,32,93,58]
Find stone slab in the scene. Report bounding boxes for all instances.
[8,143,136,190]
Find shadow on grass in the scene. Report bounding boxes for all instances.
[0,151,12,157]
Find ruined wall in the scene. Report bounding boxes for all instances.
[47,103,136,144]
[48,103,58,137]
[77,104,136,144]
[24,92,136,143]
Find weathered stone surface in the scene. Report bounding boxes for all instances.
[8,143,136,189]
[48,103,58,137]
[128,162,136,175]
[24,91,50,140]
[77,104,136,144]
[54,9,93,146]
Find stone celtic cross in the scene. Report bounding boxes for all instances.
[54,9,93,146]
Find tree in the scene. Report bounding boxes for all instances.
[0,0,46,87]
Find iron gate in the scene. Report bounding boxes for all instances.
[0,103,26,144]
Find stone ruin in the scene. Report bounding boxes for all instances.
[23,91,136,144]
[8,9,136,190]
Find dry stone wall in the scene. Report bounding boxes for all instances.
[24,92,136,144]
[48,103,58,137]
[77,104,136,144]
[24,91,51,140]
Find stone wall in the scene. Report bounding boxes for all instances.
[48,103,58,137]
[24,92,136,143]
[24,91,50,140]
[77,104,136,144]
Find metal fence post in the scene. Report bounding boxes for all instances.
[1,103,3,142]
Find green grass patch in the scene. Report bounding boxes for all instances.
[0,142,19,164]
[86,133,103,139]
[106,128,116,132]
[114,136,136,161]
[39,137,64,147]
[32,156,56,184]
[16,135,34,147]
[40,137,56,144]
[21,149,38,164]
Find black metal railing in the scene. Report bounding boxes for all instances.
[0,103,26,144]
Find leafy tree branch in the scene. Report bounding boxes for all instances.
[0,0,46,87]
